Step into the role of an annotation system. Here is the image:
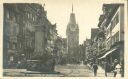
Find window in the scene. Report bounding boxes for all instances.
[19,43,21,48]
[115,13,119,26]
[115,32,119,42]
[107,41,109,50]
[6,12,10,19]
[114,36,116,43]
[110,23,112,31]
[33,17,35,21]
[111,13,119,30]
[111,37,113,46]
[111,21,114,30]
[30,14,32,19]
[12,43,15,49]
[106,29,109,36]
[34,16,36,21]
[111,31,119,45]
[10,56,13,61]
[7,43,9,48]
[28,13,30,18]
[109,40,111,49]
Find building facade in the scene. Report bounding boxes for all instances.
[104,4,124,64]
[3,3,58,69]
[93,4,125,75]
[86,5,124,75]
[84,39,91,61]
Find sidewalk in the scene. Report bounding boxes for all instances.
[87,64,114,77]
[3,69,63,77]
[3,69,27,76]
[98,66,115,77]
[55,65,94,77]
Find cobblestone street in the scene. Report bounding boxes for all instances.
[4,64,114,77]
[55,65,93,77]
[55,64,114,77]
[3,69,63,77]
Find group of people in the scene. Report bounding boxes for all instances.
[91,59,124,77]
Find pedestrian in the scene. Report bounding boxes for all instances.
[51,58,56,71]
[92,63,98,76]
[113,59,119,77]
[104,60,110,77]
[121,59,124,77]
[90,62,93,67]
[17,61,21,69]
[115,63,121,77]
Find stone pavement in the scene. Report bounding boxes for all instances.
[3,64,115,77]
[4,69,27,77]
[3,69,63,77]
[97,66,114,77]
[55,64,93,77]
[87,64,114,77]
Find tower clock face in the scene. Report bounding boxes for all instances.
[70,26,76,31]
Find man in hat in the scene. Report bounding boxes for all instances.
[104,60,110,77]
[92,62,98,76]
[113,59,119,77]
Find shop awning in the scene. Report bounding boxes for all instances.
[98,48,117,59]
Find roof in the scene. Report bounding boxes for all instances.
[98,4,121,28]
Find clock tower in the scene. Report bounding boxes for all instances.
[66,5,79,63]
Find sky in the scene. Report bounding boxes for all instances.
[41,0,105,44]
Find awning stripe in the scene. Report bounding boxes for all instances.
[98,48,117,59]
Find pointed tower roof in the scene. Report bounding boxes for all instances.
[72,4,73,13]
[69,4,76,24]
